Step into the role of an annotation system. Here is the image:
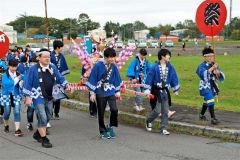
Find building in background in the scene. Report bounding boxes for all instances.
[134,30,149,41]
[160,35,179,42]
[206,35,224,41]
[0,25,17,44]
[170,29,188,37]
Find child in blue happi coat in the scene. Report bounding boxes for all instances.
[0,59,8,124]
[1,59,23,136]
[50,40,69,119]
[196,47,225,125]
[126,48,151,111]
[144,49,180,135]
[86,48,122,139]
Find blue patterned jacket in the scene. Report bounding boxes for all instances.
[86,60,122,97]
[196,62,225,96]
[23,63,68,107]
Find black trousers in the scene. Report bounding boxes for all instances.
[0,105,4,115]
[96,95,118,133]
[53,100,61,115]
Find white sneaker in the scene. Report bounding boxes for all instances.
[105,105,110,111]
[159,111,176,118]
[168,110,176,118]
[138,106,145,111]
[146,122,152,132]
[47,122,51,128]
[161,129,170,135]
[133,105,140,111]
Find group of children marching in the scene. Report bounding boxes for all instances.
[0,40,69,148]
[0,40,225,147]
[84,44,224,139]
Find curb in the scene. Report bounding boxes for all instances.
[62,99,240,143]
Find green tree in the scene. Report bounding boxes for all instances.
[104,21,120,37]
[159,24,174,39]
[77,13,100,34]
[78,13,90,34]
[120,23,134,40]
[182,19,201,38]
[230,29,240,40]
[62,18,79,39]
[148,27,159,37]
[230,17,240,30]
[133,20,147,31]
[175,21,185,29]
[7,15,44,33]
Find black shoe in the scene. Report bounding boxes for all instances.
[46,128,50,135]
[33,131,42,143]
[54,114,60,120]
[42,137,52,148]
[4,125,9,133]
[90,114,97,118]
[199,114,207,121]
[15,129,24,137]
[145,121,152,132]
[27,123,33,131]
[211,118,219,125]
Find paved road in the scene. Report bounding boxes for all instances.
[0,107,239,160]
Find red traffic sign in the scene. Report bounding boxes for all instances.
[0,31,10,59]
[196,0,227,36]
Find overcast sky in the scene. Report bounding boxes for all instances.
[1,0,239,27]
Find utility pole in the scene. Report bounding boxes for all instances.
[24,12,27,39]
[44,0,49,50]
[69,19,72,39]
[229,0,232,37]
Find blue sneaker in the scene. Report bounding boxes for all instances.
[107,126,116,139]
[100,131,110,139]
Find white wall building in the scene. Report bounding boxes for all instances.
[170,29,187,37]
[0,25,17,44]
[134,29,149,41]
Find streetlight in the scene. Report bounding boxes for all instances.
[229,0,232,29]
[44,0,49,50]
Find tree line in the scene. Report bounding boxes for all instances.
[7,13,240,41]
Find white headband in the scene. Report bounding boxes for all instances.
[37,51,50,57]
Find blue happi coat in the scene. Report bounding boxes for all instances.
[126,56,151,84]
[17,63,29,81]
[85,60,122,97]
[1,70,22,106]
[0,60,7,70]
[196,62,225,97]
[144,62,180,96]
[23,63,68,107]
[50,51,70,76]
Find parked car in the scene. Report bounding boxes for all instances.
[116,40,124,48]
[137,39,147,48]
[28,43,41,52]
[164,40,174,47]
[149,40,159,48]
[127,39,136,48]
